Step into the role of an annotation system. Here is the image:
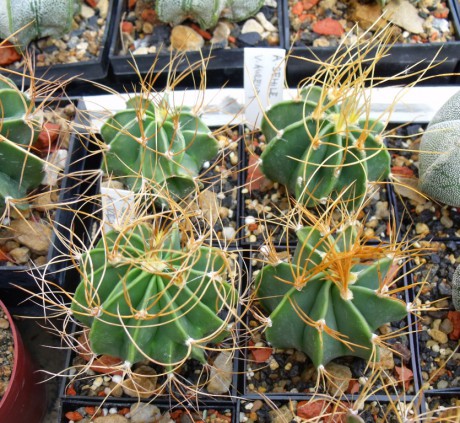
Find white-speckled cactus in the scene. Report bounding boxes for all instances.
[453,265,460,311]
[419,91,460,207]
[0,0,80,50]
[156,0,264,29]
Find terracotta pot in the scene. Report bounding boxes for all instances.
[0,300,46,423]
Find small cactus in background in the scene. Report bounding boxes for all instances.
[101,97,218,201]
[419,90,460,207]
[71,219,238,369]
[254,221,407,368]
[0,77,45,212]
[452,265,460,311]
[156,0,264,29]
[0,0,80,51]
[260,85,391,210]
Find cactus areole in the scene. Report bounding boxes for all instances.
[260,85,391,210]
[419,90,460,207]
[101,97,218,201]
[156,0,264,29]
[254,225,407,368]
[71,222,237,369]
[0,0,80,50]
[0,78,45,212]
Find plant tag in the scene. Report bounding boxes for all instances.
[101,186,135,233]
[244,48,286,129]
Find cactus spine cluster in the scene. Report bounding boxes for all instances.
[419,90,460,207]
[0,77,45,212]
[71,220,237,369]
[254,223,407,368]
[156,0,264,29]
[101,97,218,201]
[260,85,391,210]
[0,0,80,50]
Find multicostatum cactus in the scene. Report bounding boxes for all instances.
[260,85,391,210]
[0,77,45,213]
[254,220,408,368]
[156,0,264,29]
[71,219,238,370]
[0,0,80,51]
[101,97,218,202]
[419,90,460,207]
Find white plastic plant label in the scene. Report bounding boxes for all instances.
[100,186,135,233]
[244,48,286,129]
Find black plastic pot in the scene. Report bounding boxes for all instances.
[109,0,285,87]
[0,100,98,313]
[59,399,237,423]
[284,0,460,86]
[2,0,116,87]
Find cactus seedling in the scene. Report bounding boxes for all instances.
[71,218,238,370]
[254,219,407,368]
[259,85,391,210]
[156,0,264,30]
[100,97,218,202]
[0,77,46,212]
[419,90,460,207]
[0,0,80,51]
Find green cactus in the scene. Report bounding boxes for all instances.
[0,0,80,51]
[71,221,237,369]
[419,90,460,207]
[101,97,218,201]
[156,0,264,30]
[254,223,407,368]
[259,85,391,210]
[0,77,46,212]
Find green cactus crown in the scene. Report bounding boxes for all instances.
[71,214,238,371]
[259,85,391,211]
[419,90,460,207]
[254,211,410,368]
[100,96,218,202]
[0,0,80,50]
[156,0,264,29]
[0,77,46,213]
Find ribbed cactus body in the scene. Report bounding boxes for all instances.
[71,223,237,368]
[419,90,460,207]
[156,0,264,29]
[101,98,218,200]
[260,86,390,210]
[0,0,79,50]
[254,226,407,368]
[453,265,460,311]
[0,78,44,211]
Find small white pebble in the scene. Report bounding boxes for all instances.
[112,374,123,384]
[245,215,256,225]
[102,408,108,416]
[109,408,117,414]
